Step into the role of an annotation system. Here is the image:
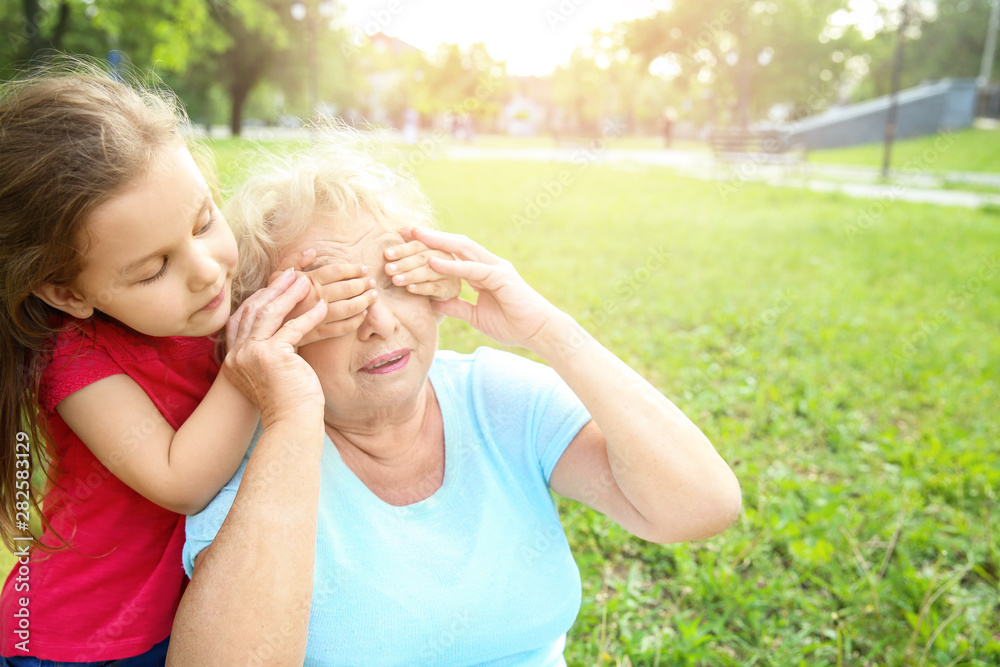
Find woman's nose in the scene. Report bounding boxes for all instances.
[358,298,398,340]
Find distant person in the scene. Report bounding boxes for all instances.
[402,107,419,144]
[167,135,743,664]
[663,108,676,149]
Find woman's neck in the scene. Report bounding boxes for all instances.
[324,381,445,506]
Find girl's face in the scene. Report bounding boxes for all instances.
[58,145,238,338]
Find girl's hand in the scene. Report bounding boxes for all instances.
[383,229,462,302]
[276,249,379,344]
[224,268,326,425]
[410,228,564,350]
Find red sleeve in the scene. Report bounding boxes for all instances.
[38,322,125,413]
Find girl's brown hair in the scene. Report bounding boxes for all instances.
[0,60,187,551]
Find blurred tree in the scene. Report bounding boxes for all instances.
[624,0,854,127]
[335,31,430,127]
[896,0,999,85]
[196,0,362,135]
[14,0,73,60]
[551,50,606,133]
[199,0,290,137]
[551,26,697,136]
[0,0,209,73]
[420,42,508,127]
[90,0,213,70]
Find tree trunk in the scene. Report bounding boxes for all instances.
[50,0,71,51]
[22,0,45,60]
[736,60,752,129]
[229,84,249,138]
[20,0,71,61]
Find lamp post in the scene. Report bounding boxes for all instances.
[980,0,1000,86]
[291,0,335,120]
[882,0,910,179]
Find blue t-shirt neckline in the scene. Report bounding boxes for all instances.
[324,366,460,520]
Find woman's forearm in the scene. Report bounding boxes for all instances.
[167,408,324,665]
[532,312,742,542]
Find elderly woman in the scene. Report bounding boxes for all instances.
[166,142,741,665]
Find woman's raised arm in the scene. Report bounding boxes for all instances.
[167,273,327,665]
[415,228,742,545]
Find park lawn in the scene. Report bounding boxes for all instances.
[408,162,1000,665]
[809,126,1000,173]
[408,158,999,666]
[4,145,997,665]
[465,133,705,152]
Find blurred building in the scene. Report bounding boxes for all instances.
[499,76,553,137]
[788,78,980,150]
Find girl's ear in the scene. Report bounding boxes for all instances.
[33,284,94,319]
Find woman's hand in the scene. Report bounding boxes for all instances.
[224,268,327,426]
[383,229,462,302]
[410,228,565,350]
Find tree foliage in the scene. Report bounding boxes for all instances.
[624,0,856,127]
[1,0,996,134]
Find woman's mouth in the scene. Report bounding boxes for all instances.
[361,349,410,375]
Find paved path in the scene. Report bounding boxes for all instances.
[439,145,1000,209]
[196,126,1000,209]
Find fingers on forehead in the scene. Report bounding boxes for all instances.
[385,240,427,257]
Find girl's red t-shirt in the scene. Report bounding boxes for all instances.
[0,315,219,660]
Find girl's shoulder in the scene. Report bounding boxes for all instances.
[38,315,216,411]
[48,314,215,362]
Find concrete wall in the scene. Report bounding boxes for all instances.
[788,78,979,150]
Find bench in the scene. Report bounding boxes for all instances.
[708,128,806,169]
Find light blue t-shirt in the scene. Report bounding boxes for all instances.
[184,347,593,666]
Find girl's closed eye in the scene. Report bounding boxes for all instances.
[139,259,168,285]
[196,214,216,235]
[138,209,217,286]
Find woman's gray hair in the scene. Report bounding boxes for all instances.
[225,125,436,306]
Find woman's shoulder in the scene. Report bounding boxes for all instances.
[433,346,545,378]
[432,347,560,402]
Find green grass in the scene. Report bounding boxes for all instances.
[809,127,1000,173]
[409,159,999,666]
[6,140,998,665]
[465,133,705,152]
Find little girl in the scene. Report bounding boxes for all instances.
[0,67,454,664]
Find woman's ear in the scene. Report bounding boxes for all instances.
[33,284,94,319]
